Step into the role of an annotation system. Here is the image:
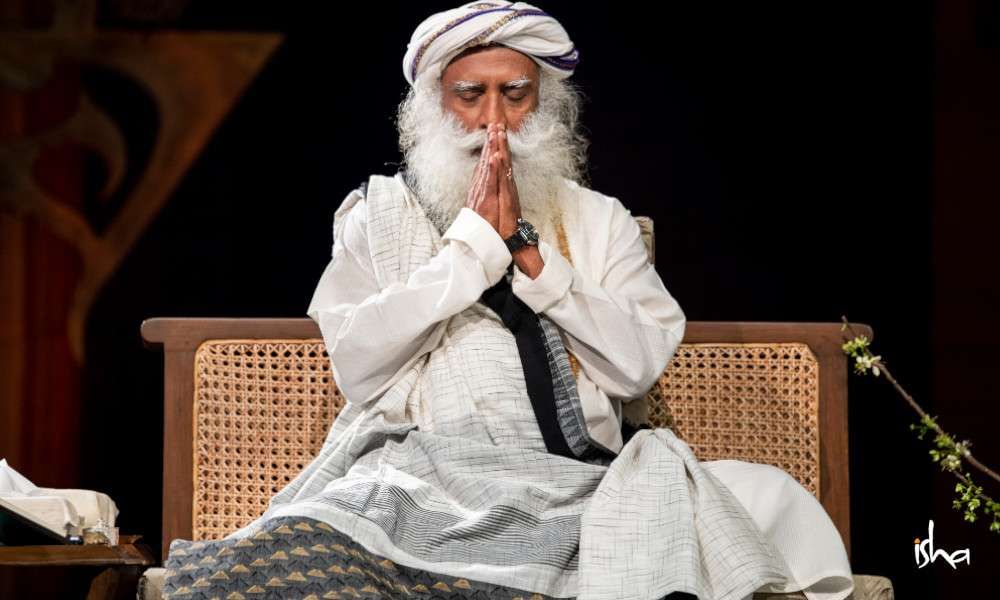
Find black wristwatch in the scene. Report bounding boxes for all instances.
[503,217,540,253]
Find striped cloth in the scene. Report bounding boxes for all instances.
[402,1,579,86]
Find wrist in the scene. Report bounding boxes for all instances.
[512,245,544,279]
[503,217,539,254]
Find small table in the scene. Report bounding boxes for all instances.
[0,535,155,599]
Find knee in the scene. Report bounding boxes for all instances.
[757,463,803,495]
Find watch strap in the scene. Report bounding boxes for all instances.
[504,232,526,253]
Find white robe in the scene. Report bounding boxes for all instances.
[286,172,854,600]
[306,173,686,454]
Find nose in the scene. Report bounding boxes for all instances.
[478,92,506,130]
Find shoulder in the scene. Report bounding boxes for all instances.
[560,179,652,267]
[352,172,414,213]
[331,179,373,248]
[334,172,403,223]
[334,182,367,223]
[560,178,635,231]
[334,172,414,239]
[340,172,407,203]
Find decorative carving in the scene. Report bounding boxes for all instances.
[0,24,282,361]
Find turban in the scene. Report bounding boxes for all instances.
[402,1,579,87]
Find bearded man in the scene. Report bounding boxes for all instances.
[162,3,856,599]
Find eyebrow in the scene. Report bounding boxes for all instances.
[502,78,533,90]
[451,80,486,94]
[450,77,534,94]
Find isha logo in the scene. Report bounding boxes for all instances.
[913,520,970,569]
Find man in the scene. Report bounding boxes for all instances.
[163,3,855,599]
[313,33,680,462]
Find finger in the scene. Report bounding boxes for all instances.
[501,129,516,184]
[498,126,511,166]
[480,127,496,191]
[503,147,519,212]
[486,151,499,196]
[473,134,490,202]
[479,127,498,181]
[469,130,492,207]
[497,130,511,200]
[498,130,522,221]
[476,128,497,208]
[477,127,491,171]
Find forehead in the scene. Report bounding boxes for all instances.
[441,46,539,84]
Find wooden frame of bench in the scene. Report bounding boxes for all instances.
[141,317,870,559]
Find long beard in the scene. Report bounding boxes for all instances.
[398,76,585,236]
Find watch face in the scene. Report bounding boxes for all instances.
[522,221,539,243]
[517,219,538,245]
[510,219,538,248]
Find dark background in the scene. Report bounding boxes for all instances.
[60,1,999,598]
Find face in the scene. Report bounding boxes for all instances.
[440,46,541,134]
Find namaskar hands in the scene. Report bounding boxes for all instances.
[465,122,544,279]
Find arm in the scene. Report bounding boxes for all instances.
[510,197,686,400]
[307,196,512,406]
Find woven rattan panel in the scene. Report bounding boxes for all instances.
[191,339,820,540]
[645,343,821,498]
[192,340,344,540]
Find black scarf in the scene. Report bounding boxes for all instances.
[479,268,577,459]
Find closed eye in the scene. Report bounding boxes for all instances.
[451,81,486,101]
[502,78,533,101]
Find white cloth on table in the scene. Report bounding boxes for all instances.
[0,459,118,535]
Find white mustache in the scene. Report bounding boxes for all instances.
[454,129,484,153]
[507,122,559,158]
[453,122,560,160]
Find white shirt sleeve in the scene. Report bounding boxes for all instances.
[510,197,686,400]
[307,202,512,406]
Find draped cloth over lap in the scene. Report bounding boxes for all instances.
[164,174,854,600]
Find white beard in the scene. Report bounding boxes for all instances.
[398,73,586,237]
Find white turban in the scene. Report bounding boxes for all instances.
[402,1,579,86]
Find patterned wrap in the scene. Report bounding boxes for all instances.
[164,515,556,599]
